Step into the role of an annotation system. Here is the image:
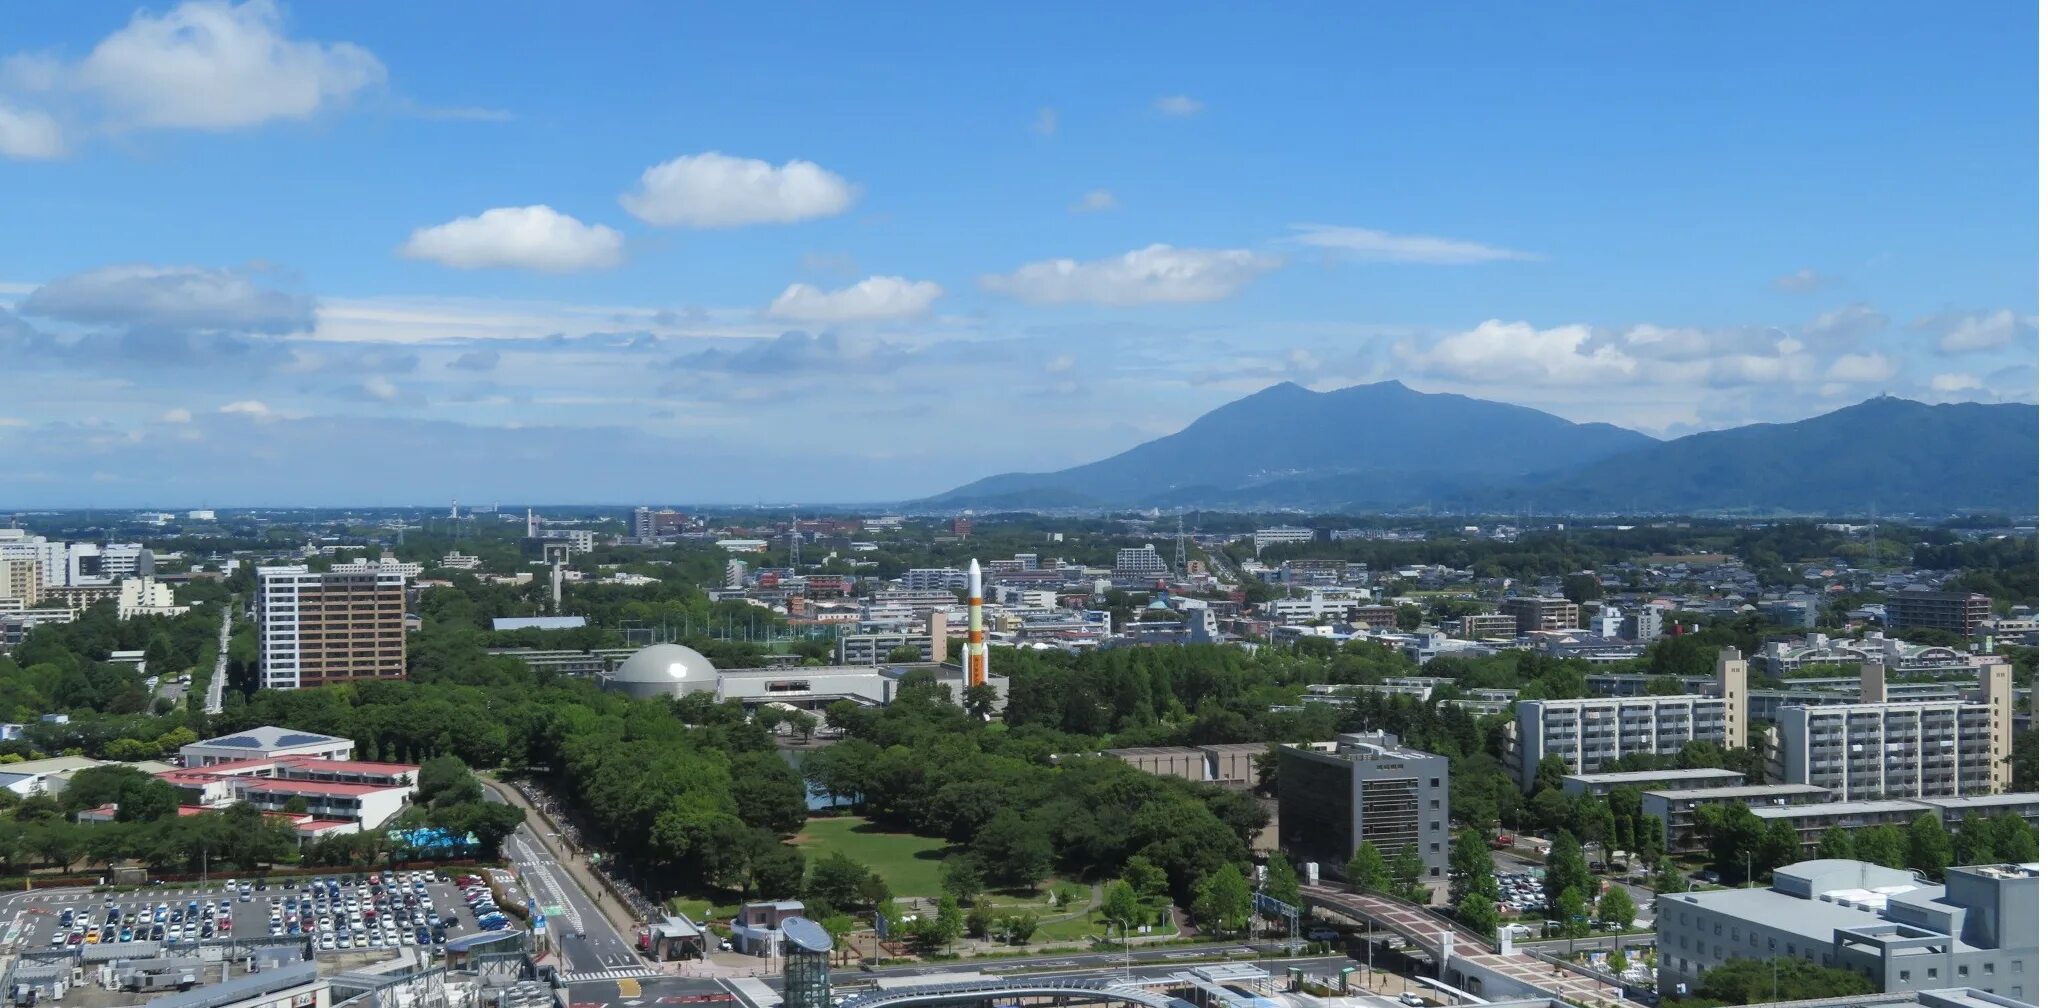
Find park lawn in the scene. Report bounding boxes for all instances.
[794,815,954,899]
[667,896,743,923]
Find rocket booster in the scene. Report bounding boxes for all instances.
[966,558,987,687]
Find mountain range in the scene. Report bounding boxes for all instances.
[925,381,2039,514]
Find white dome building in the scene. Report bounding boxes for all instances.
[602,643,719,700]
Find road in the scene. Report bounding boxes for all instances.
[205,603,230,715]
[479,786,649,985]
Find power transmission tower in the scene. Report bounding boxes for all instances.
[1173,513,1187,570]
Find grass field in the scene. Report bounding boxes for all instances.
[793,815,956,898]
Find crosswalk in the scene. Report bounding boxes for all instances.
[559,967,659,984]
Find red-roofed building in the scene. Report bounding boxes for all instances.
[77,804,362,844]
[152,754,418,828]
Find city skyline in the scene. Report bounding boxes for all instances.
[0,2,2038,505]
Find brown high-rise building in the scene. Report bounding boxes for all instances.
[1885,590,1993,637]
[257,565,408,690]
[1500,595,1580,634]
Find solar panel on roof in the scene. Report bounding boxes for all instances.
[275,734,332,746]
[214,736,262,748]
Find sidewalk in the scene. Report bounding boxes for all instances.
[483,776,645,942]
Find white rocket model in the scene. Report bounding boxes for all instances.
[966,559,988,687]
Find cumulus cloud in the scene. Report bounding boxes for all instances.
[1288,224,1538,265]
[1154,95,1204,117]
[0,102,63,158]
[22,263,314,334]
[671,330,908,375]
[1396,320,1636,386]
[160,408,193,423]
[1929,373,1982,393]
[1771,267,1827,293]
[218,399,272,417]
[448,349,500,372]
[41,0,385,132]
[1918,308,2036,354]
[1071,189,1118,214]
[1802,302,1889,348]
[363,375,399,401]
[1611,323,1791,362]
[398,205,624,272]
[619,151,856,228]
[1033,107,1058,136]
[764,276,942,322]
[980,244,1282,306]
[1823,352,1895,383]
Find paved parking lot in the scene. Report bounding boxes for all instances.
[17,870,498,958]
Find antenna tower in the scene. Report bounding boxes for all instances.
[1173,513,1187,570]
[789,514,802,571]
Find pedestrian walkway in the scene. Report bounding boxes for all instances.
[560,967,661,984]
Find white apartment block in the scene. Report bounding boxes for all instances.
[1510,647,1748,790]
[1114,546,1170,578]
[1776,662,2012,800]
[330,554,426,578]
[535,528,595,553]
[902,568,967,591]
[1253,526,1316,551]
[1267,591,1357,624]
[117,577,189,620]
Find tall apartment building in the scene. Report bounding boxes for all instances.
[0,559,41,608]
[1114,546,1170,578]
[256,565,409,690]
[1510,647,1748,790]
[1886,591,1993,637]
[1776,661,2013,800]
[1276,730,1451,882]
[1500,595,1581,634]
[1449,612,1520,639]
[902,567,967,591]
[1252,527,1315,552]
[632,507,693,542]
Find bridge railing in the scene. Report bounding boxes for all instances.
[1301,885,1491,952]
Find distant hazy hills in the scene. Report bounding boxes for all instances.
[925,381,2039,514]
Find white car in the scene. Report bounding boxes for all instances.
[319,936,336,951]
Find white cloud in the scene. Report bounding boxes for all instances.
[398,205,624,273]
[1930,373,1982,393]
[1154,95,1204,117]
[363,376,399,401]
[1771,267,1826,293]
[160,407,193,423]
[22,263,313,333]
[980,244,1282,306]
[0,102,63,158]
[65,0,385,131]
[619,151,856,228]
[1033,107,1058,136]
[219,399,271,417]
[1071,189,1118,214]
[1923,308,2035,353]
[1823,352,1895,383]
[1397,319,1636,386]
[1613,323,1788,362]
[1288,224,1538,265]
[1045,354,1075,374]
[1802,302,1889,347]
[764,276,943,322]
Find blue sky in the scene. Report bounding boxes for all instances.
[0,2,2037,506]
